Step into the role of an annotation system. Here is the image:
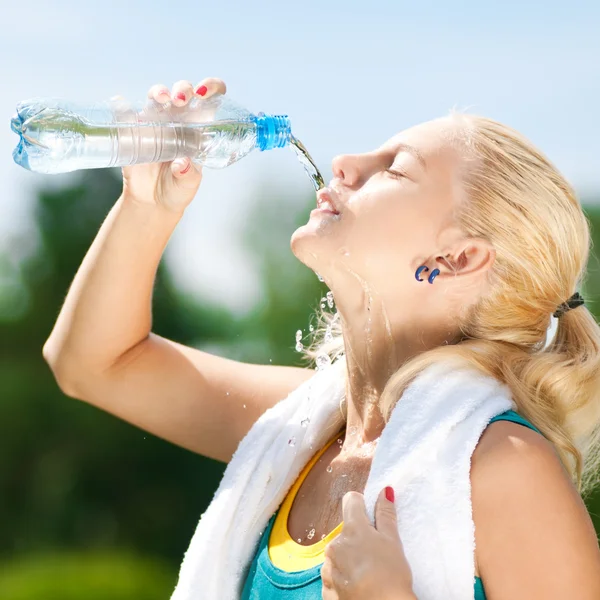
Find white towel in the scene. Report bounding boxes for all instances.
[170,356,515,600]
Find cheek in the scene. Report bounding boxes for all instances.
[350,192,424,260]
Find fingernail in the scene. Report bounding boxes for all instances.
[195,85,208,97]
[159,89,170,98]
[175,92,186,102]
[173,159,190,174]
[385,486,395,503]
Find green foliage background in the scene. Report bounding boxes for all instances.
[1,169,599,597]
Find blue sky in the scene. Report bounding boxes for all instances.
[2,0,599,314]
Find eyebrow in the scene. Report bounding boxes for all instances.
[396,143,427,171]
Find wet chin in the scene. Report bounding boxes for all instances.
[290,224,328,270]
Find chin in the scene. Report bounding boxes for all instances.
[290,226,314,267]
[291,211,342,269]
[290,226,326,271]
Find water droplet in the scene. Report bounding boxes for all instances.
[326,291,334,308]
[269,358,272,363]
[226,392,230,396]
[349,426,358,436]
[307,528,315,540]
[341,473,347,478]
[321,534,326,540]
[316,354,332,371]
[324,325,333,342]
[309,324,314,332]
[295,329,303,342]
[326,465,333,473]
[243,404,247,409]
[337,438,343,444]
[295,342,304,352]
[288,437,296,447]
[344,579,349,586]
[297,538,302,543]
[301,418,310,428]
[316,272,324,282]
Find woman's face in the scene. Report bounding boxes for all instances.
[291,117,469,314]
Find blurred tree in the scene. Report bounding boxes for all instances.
[0,169,242,565]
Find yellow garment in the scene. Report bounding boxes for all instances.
[268,429,345,571]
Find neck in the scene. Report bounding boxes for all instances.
[337,301,459,449]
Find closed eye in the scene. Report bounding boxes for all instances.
[385,167,408,180]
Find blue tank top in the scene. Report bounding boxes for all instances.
[241,409,542,600]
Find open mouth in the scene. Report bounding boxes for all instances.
[316,188,340,214]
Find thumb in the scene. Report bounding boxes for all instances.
[171,157,202,189]
[375,486,400,540]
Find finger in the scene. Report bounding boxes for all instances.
[321,557,335,590]
[321,581,338,600]
[341,491,372,530]
[147,84,171,103]
[171,80,195,107]
[322,557,350,598]
[171,156,202,187]
[374,486,400,541]
[193,77,227,98]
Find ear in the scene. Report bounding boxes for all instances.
[438,237,496,279]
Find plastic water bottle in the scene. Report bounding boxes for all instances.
[10,94,291,174]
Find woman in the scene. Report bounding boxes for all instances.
[43,77,600,599]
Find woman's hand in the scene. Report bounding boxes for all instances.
[321,487,416,600]
[120,77,227,214]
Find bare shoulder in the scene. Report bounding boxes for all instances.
[471,420,600,599]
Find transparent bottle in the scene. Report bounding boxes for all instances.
[10,94,291,174]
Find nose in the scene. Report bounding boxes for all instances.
[332,152,382,188]
[331,154,363,188]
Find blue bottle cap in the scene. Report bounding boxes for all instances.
[254,113,291,151]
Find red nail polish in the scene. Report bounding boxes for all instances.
[179,161,191,175]
[175,92,186,102]
[385,486,395,503]
[196,85,208,97]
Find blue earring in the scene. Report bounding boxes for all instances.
[415,265,440,284]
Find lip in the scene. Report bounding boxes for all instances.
[310,208,339,216]
[316,188,340,214]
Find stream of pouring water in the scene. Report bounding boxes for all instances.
[290,136,325,191]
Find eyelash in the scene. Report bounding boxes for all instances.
[385,167,407,180]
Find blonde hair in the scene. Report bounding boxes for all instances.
[300,114,600,498]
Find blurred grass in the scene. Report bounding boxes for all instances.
[0,552,175,600]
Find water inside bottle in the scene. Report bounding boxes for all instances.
[290,136,325,191]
